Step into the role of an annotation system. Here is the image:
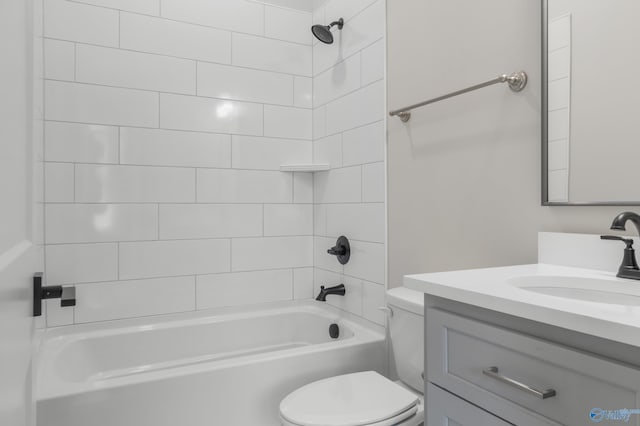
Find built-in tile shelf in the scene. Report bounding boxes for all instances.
[279,164,330,172]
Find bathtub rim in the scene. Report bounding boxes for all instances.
[35,300,386,401]
[40,299,382,337]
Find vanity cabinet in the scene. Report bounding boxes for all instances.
[426,384,512,426]
[425,308,640,426]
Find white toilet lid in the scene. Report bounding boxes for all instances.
[279,371,419,426]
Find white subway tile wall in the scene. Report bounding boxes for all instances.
[312,0,387,325]
[293,172,314,204]
[42,0,385,327]
[197,270,293,310]
[547,14,571,202]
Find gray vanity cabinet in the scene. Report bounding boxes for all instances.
[426,384,511,426]
[425,308,640,426]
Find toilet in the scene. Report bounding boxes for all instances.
[279,287,425,426]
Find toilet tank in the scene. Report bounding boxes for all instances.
[387,287,424,393]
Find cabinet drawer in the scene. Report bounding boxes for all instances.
[426,308,640,426]
[427,383,511,426]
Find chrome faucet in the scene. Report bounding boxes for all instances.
[315,284,346,301]
[601,212,640,280]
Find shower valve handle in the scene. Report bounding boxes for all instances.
[327,236,351,265]
[327,246,346,256]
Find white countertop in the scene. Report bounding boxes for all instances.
[405,263,640,348]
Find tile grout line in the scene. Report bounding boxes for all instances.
[361,165,364,202]
[44,117,315,142]
[313,38,384,77]
[193,274,197,311]
[291,268,295,300]
[359,50,363,86]
[43,78,315,111]
[340,132,344,168]
[73,42,77,81]
[291,173,295,203]
[194,168,198,203]
[229,29,233,65]
[72,164,77,202]
[42,198,363,206]
[45,235,333,246]
[43,200,379,206]
[45,35,313,79]
[45,43,312,90]
[46,158,365,171]
[116,241,120,280]
[66,266,317,287]
[64,0,315,48]
[323,104,327,137]
[41,0,50,322]
[311,76,384,110]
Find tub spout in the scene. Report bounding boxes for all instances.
[316,284,346,301]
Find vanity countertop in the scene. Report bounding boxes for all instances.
[405,263,640,348]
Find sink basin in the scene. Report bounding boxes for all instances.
[508,276,640,306]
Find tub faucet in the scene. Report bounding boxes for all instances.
[316,284,346,301]
[601,212,640,280]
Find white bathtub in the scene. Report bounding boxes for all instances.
[35,301,387,426]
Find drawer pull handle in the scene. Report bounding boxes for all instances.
[482,367,557,399]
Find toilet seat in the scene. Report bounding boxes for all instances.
[279,371,420,426]
[280,406,418,426]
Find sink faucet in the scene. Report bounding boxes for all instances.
[601,212,640,280]
[610,212,640,235]
[316,284,346,301]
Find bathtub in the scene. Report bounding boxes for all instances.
[35,300,387,426]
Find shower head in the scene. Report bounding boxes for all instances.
[311,18,343,44]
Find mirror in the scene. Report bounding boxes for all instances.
[543,0,640,205]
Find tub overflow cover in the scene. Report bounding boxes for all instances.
[329,323,340,339]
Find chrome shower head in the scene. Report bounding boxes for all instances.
[311,18,343,44]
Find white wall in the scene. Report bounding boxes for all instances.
[0,0,43,423]
[312,0,387,325]
[42,0,316,325]
[387,0,626,287]
[0,1,38,255]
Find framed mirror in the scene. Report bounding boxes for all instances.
[542,0,640,205]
